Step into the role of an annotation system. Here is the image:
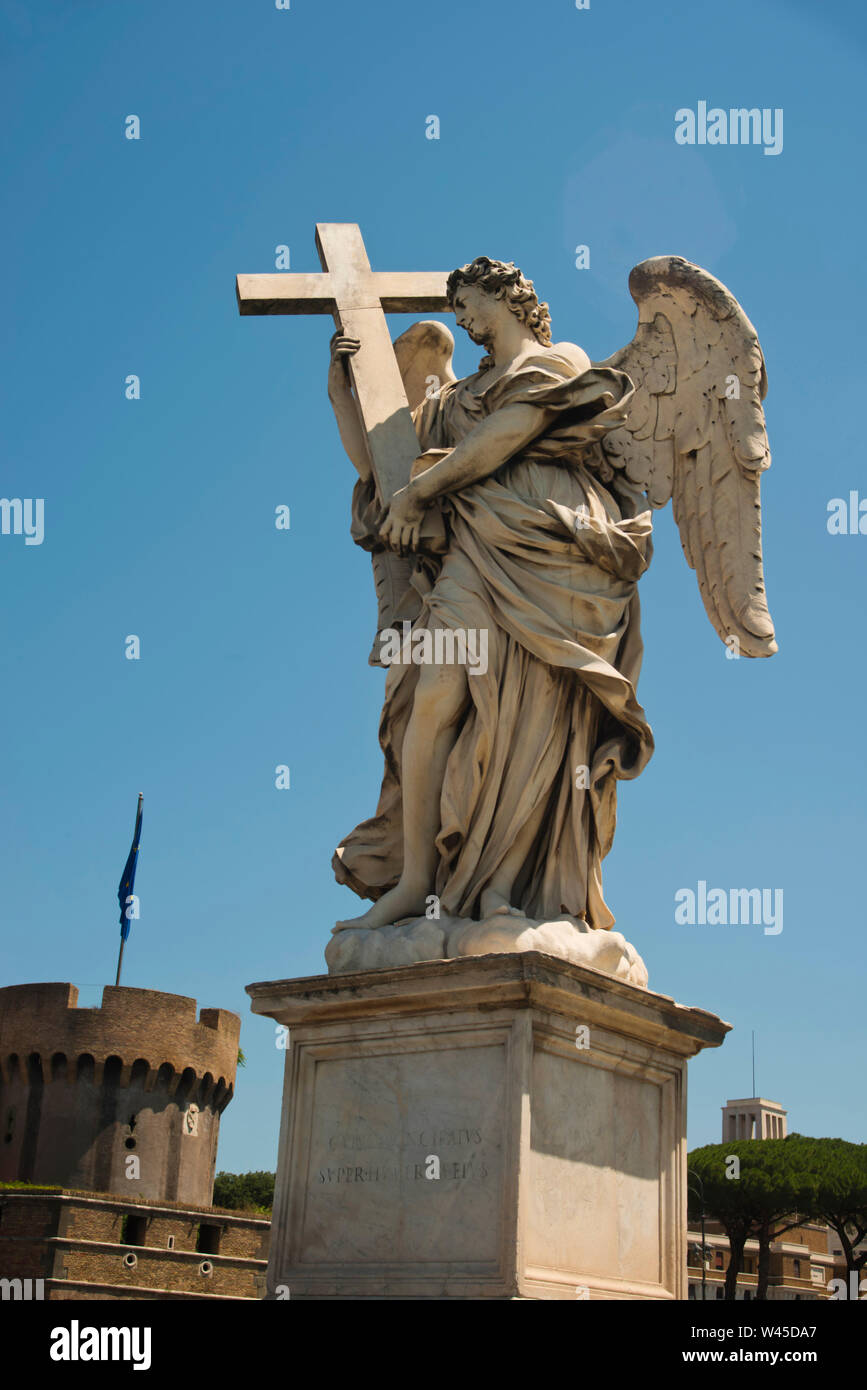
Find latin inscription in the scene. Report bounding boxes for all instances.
[317,1125,489,1183]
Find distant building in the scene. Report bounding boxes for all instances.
[722,1096,787,1141]
[0,983,268,1300]
[687,1095,848,1301]
[0,983,238,1205]
[686,1220,838,1301]
[0,1188,268,1300]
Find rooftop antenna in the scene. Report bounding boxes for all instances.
[752,1029,756,1097]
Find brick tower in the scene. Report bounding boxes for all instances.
[0,983,239,1206]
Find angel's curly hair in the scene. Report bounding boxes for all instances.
[446,257,552,367]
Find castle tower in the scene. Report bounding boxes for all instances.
[0,983,239,1206]
[721,1096,787,1141]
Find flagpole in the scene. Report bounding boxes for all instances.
[115,936,126,986]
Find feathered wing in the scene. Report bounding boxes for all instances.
[596,256,777,657]
[364,320,458,664]
[392,319,457,410]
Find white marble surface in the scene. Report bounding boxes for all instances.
[248,954,729,1299]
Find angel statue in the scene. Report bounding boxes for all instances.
[324,254,776,985]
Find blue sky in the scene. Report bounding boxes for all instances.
[1,0,865,1173]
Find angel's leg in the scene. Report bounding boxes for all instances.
[333,637,469,932]
[479,799,547,919]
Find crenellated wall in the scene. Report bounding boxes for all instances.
[0,984,240,1206]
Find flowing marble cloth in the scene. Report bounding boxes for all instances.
[333,345,655,930]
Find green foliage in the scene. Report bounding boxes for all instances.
[688,1139,819,1224]
[0,1181,63,1192]
[212,1170,274,1213]
[781,1135,867,1270]
[688,1134,867,1297]
[236,1048,247,1068]
[689,1138,821,1299]
[783,1135,867,1212]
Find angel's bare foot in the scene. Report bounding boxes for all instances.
[333,878,430,934]
[479,888,527,920]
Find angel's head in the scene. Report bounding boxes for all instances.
[446,257,552,366]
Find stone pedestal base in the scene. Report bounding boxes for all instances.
[247,953,728,1300]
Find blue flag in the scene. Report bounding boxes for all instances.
[118,794,143,940]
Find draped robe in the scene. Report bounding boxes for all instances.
[333,343,656,930]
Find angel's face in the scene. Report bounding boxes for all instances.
[451,284,503,348]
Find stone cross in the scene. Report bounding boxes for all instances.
[236,223,450,505]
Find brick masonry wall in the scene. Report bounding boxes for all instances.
[58,1245,261,1297]
[0,984,240,1206]
[0,984,240,1082]
[0,1191,269,1300]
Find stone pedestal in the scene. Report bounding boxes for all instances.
[247,953,728,1300]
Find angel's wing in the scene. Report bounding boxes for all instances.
[392,319,457,410]
[596,256,777,657]
[364,320,458,666]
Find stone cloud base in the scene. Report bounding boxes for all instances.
[247,953,729,1300]
[326,914,649,988]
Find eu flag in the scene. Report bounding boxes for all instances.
[118,793,143,940]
